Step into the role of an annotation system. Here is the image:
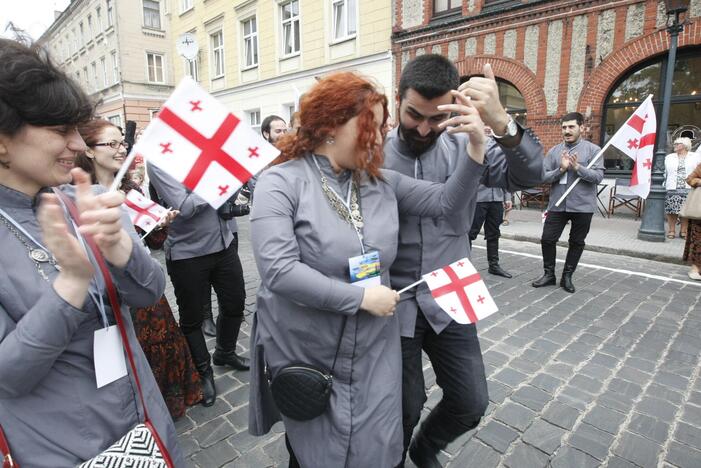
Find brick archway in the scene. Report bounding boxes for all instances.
[454,55,546,117]
[578,18,701,118]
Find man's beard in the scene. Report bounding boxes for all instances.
[398,122,442,157]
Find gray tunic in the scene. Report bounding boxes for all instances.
[383,127,545,336]
[543,139,604,213]
[248,153,484,468]
[147,164,234,260]
[0,184,184,468]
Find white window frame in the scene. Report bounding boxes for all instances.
[210,30,225,78]
[83,66,89,89]
[71,29,77,53]
[107,0,114,28]
[180,0,193,14]
[331,0,356,42]
[143,0,161,29]
[91,62,98,91]
[107,114,123,128]
[280,0,300,57]
[246,109,261,133]
[242,16,258,69]
[87,15,94,39]
[100,57,108,88]
[184,56,199,82]
[146,52,165,84]
[79,22,85,46]
[111,50,119,84]
[96,7,103,31]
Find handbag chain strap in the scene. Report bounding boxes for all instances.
[329,316,348,374]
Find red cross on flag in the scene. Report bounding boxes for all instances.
[422,258,498,324]
[607,95,656,199]
[123,189,169,232]
[131,77,280,208]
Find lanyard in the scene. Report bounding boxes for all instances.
[0,205,110,328]
[312,156,365,254]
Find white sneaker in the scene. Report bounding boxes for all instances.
[689,270,701,281]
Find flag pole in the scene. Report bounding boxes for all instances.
[398,278,425,295]
[553,140,611,208]
[108,150,139,192]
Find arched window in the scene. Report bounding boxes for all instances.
[601,47,701,174]
[459,76,527,126]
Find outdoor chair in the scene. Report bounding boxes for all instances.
[517,185,550,211]
[608,178,643,219]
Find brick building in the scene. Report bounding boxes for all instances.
[392,0,701,176]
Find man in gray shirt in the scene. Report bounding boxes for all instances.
[384,54,544,468]
[148,165,250,408]
[532,112,604,293]
[469,136,513,278]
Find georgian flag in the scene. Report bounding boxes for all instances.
[423,258,498,324]
[607,95,657,199]
[131,77,279,209]
[123,190,169,232]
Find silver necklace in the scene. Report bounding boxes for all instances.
[0,214,59,281]
[313,156,364,243]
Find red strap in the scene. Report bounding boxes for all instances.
[53,189,152,423]
[0,424,17,467]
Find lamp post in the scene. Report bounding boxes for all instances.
[638,0,689,241]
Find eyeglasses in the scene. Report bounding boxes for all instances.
[94,140,126,149]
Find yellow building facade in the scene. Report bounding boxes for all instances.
[168,0,393,129]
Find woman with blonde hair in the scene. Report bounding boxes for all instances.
[664,137,701,238]
[248,72,488,467]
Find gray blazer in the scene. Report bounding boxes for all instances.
[0,184,184,467]
[543,139,604,213]
[248,153,484,468]
[383,126,545,336]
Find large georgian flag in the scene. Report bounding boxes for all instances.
[131,77,280,208]
[123,189,169,232]
[423,258,498,324]
[607,95,657,199]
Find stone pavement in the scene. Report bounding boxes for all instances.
[500,207,686,264]
[158,218,701,468]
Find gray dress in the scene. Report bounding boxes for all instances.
[248,153,484,468]
[0,184,185,468]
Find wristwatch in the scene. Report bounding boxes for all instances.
[492,116,518,140]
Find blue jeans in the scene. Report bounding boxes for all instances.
[401,308,489,461]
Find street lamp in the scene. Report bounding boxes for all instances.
[638,0,689,241]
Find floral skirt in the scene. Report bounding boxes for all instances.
[665,191,688,215]
[683,220,701,268]
[133,296,203,419]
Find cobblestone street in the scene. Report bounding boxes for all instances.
[161,219,701,468]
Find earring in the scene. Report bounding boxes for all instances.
[326,137,335,145]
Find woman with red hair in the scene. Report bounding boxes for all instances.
[248,72,488,467]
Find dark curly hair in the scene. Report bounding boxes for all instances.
[0,38,94,137]
[274,72,388,180]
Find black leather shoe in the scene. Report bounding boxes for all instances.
[202,317,216,337]
[560,269,575,293]
[213,350,250,370]
[488,264,512,278]
[408,437,442,468]
[532,269,556,288]
[200,367,216,407]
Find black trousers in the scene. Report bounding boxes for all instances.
[541,211,593,268]
[401,309,489,459]
[166,237,246,335]
[468,201,504,244]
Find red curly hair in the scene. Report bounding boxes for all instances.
[274,72,388,179]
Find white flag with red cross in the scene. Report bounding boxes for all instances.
[607,95,656,199]
[123,189,169,232]
[422,258,498,324]
[131,77,279,209]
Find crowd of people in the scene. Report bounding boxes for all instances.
[1,36,700,468]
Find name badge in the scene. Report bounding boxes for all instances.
[94,325,128,388]
[559,171,568,185]
[348,250,382,288]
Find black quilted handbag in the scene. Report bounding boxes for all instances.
[269,317,347,421]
